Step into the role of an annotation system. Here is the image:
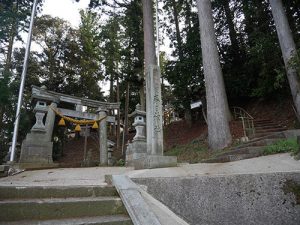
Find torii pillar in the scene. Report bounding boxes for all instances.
[98,108,108,166]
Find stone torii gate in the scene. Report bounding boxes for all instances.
[18,86,120,168]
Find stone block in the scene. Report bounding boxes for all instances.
[133,155,177,170]
[0,165,9,177]
[19,134,53,164]
[134,172,300,225]
[126,140,147,167]
[284,129,300,138]
[16,163,59,170]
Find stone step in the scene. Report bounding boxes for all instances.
[227,153,262,162]
[0,165,9,177]
[202,152,262,163]
[248,132,285,142]
[251,131,285,139]
[232,138,282,150]
[0,185,118,200]
[254,124,283,129]
[0,215,133,225]
[0,196,126,222]
[255,128,286,133]
[205,146,264,163]
[219,147,264,157]
[253,119,272,123]
[254,123,273,125]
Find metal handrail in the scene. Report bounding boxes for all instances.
[232,107,255,138]
[232,107,254,120]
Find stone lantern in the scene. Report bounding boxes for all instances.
[125,104,147,166]
[132,104,146,141]
[31,100,48,132]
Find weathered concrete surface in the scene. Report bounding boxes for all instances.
[0,185,118,199]
[134,172,300,225]
[112,175,189,225]
[128,153,300,179]
[0,215,132,225]
[1,154,300,224]
[112,175,161,225]
[134,155,177,170]
[0,196,126,222]
[0,167,133,186]
[0,184,132,225]
[1,154,300,186]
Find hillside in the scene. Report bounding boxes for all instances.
[56,97,297,167]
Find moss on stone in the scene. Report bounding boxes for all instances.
[282,179,300,205]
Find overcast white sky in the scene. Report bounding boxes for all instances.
[41,0,90,27]
[30,0,169,94]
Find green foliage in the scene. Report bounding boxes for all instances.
[162,0,204,116]
[116,159,125,167]
[263,138,299,155]
[165,141,209,163]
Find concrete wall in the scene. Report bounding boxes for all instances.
[134,172,300,225]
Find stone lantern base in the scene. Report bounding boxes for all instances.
[18,132,58,169]
[133,155,177,170]
[126,140,147,167]
[126,140,177,169]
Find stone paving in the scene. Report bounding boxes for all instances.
[0,153,299,187]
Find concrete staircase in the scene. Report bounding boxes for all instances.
[203,119,291,163]
[253,119,287,138]
[0,185,132,225]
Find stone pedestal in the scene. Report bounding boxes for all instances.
[133,155,177,170]
[126,104,148,167]
[126,140,148,167]
[19,132,53,164]
[19,101,57,168]
[125,103,177,169]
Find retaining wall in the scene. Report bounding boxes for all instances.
[134,172,300,225]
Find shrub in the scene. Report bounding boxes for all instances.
[263,138,299,155]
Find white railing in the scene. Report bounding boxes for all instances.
[232,107,255,137]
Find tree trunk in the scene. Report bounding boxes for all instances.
[116,78,121,151]
[5,26,15,72]
[5,1,18,72]
[269,0,300,121]
[124,82,130,139]
[109,74,114,102]
[184,0,192,30]
[142,0,157,69]
[222,1,239,54]
[172,0,192,126]
[172,0,184,61]
[184,108,192,128]
[139,84,146,111]
[196,0,232,150]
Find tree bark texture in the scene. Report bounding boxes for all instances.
[196,0,232,150]
[124,82,130,137]
[269,0,300,121]
[172,0,184,61]
[139,84,146,111]
[116,78,121,151]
